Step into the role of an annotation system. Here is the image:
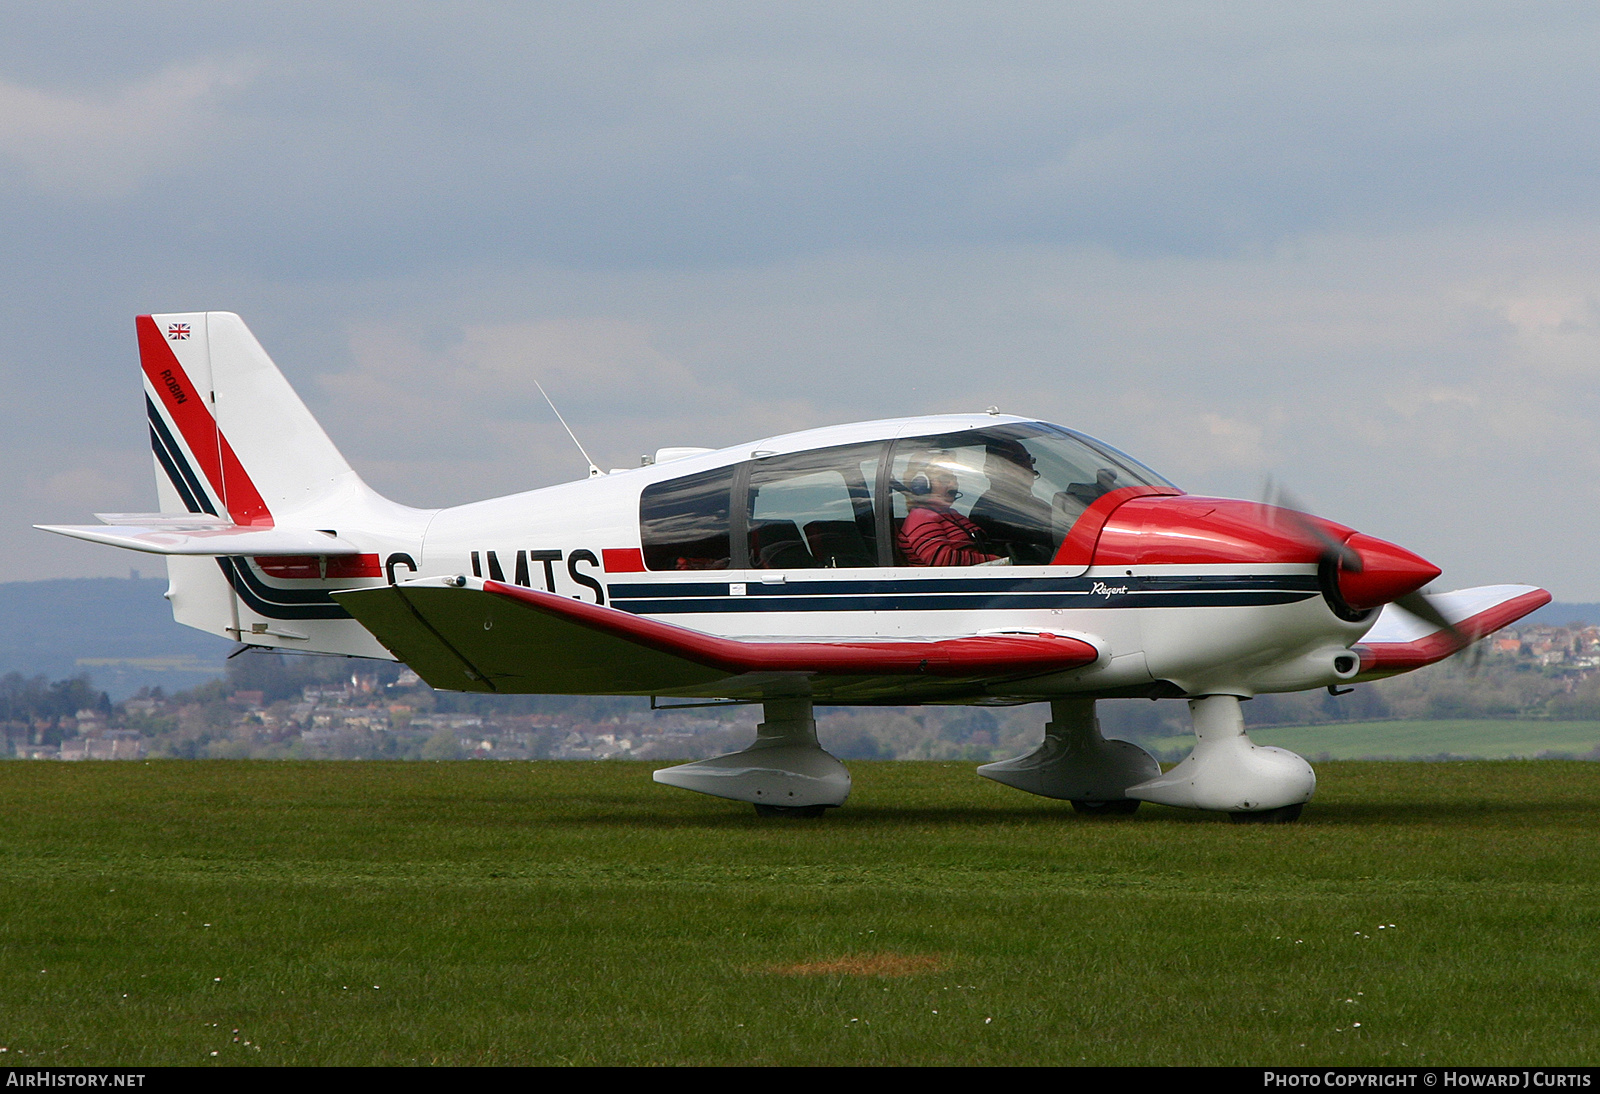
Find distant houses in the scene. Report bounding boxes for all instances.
[10,621,1600,763]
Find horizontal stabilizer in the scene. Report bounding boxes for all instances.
[1353,584,1550,679]
[96,512,232,528]
[34,522,364,556]
[333,577,1099,695]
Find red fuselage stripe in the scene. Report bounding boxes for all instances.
[602,548,646,573]
[254,554,382,579]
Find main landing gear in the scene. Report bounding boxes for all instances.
[1229,803,1304,824]
[977,697,1161,813]
[754,803,830,818]
[652,697,850,816]
[1072,798,1142,816]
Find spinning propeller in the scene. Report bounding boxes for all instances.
[1260,478,1460,644]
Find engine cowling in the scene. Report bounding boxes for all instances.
[1089,496,1439,616]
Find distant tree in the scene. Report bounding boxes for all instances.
[225,650,352,703]
[827,724,887,760]
[420,729,465,761]
[49,676,101,718]
[0,673,110,731]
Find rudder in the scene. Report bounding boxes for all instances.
[138,312,408,659]
[141,311,358,524]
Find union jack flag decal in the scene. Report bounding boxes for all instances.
[167,324,190,340]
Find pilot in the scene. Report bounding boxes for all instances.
[897,458,1002,567]
[966,438,1054,563]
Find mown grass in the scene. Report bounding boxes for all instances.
[0,760,1595,1065]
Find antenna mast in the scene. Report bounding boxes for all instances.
[533,379,603,478]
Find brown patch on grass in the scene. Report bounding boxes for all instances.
[765,953,945,977]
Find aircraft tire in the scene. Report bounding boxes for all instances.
[753,803,829,818]
[1228,803,1304,824]
[1071,799,1141,816]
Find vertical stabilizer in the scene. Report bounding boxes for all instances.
[140,312,359,523]
[138,312,422,659]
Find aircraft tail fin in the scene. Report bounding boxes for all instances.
[118,312,418,658]
[140,311,369,523]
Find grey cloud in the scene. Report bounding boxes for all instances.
[8,4,1600,275]
[7,2,1600,603]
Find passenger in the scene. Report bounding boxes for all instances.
[673,556,728,570]
[968,438,1054,564]
[897,460,1002,567]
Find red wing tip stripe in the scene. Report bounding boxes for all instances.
[481,580,1097,676]
[1356,589,1552,674]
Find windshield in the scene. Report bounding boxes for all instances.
[889,423,1177,565]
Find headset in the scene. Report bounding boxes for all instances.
[897,454,959,500]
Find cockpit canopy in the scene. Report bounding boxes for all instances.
[639,423,1175,571]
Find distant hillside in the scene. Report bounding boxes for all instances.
[0,576,232,699]
[1525,602,1600,627]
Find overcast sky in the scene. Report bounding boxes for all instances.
[8,3,1600,597]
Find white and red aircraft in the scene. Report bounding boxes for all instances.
[39,312,1550,821]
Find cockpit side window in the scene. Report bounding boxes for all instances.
[744,443,882,569]
[638,425,1166,573]
[640,465,735,571]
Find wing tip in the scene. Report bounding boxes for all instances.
[1355,585,1552,678]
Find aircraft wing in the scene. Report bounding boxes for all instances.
[34,520,363,556]
[1351,584,1551,680]
[333,577,1100,696]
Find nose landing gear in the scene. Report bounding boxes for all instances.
[1126,694,1314,819]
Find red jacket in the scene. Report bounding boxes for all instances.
[899,506,999,566]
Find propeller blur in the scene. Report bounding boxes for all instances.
[38,313,1550,822]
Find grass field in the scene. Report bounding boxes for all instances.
[0,760,1597,1066]
[1149,719,1600,760]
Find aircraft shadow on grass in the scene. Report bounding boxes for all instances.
[516,794,1600,829]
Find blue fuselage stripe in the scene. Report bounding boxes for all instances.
[217,557,351,620]
[606,575,1321,615]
